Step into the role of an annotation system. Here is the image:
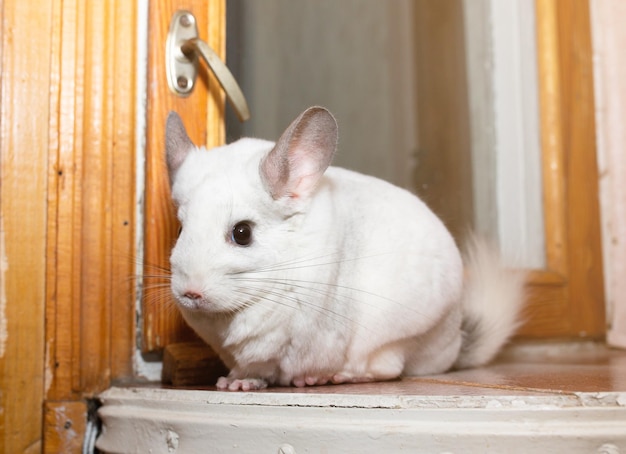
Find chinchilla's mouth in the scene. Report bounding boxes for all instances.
[176,294,210,311]
[176,295,236,317]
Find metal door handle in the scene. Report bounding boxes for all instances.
[166,10,250,122]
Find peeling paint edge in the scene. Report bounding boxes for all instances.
[100,386,626,411]
[125,0,164,385]
[133,349,162,382]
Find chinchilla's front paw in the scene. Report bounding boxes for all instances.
[291,375,333,387]
[216,376,268,391]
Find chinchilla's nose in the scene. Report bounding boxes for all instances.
[183,290,203,300]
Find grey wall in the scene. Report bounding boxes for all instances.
[226,0,417,188]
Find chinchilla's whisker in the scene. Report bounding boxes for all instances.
[234,276,356,311]
[123,274,142,285]
[233,285,313,317]
[140,265,172,276]
[141,275,172,283]
[231,288,356,334]
[229,297,265,318]
[234,284,303,310]
[233,275,434,324]
[128,262,171,286]
[140,283,171,295]
[123,267,170,284]
[140,290,171,303]
[142,261,171,270]
[232,250,353,275]
[248,251,345,273]
[276,277,411,307]
[232,283,360,332]
[248,251,396,274]
[141,286,178,314]
[139,257,171,269]
[232,287,302,316]
[141,283,174,293]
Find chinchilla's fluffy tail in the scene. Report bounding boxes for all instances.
[453,236,526,370]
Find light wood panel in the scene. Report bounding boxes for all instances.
[1,0,224,449]
[518,0,605,338]
[0,1,53,452]
[43,0,138,451]
[45,0,137,403]
[142,0,225,353]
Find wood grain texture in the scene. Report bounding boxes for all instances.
[519,0,605,338]
[45,0,137,402]
[162,342,227,386]
[142,0,225,353]
[43,402,87,454]
[42,0,138,448]
[536,0,568,277]
[556,0,606,337]
[2,0,223,450]
[0,0,53,452]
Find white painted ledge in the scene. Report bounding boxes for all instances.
[96,386,626,453]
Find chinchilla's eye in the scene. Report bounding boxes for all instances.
[231,221,253,246]
[177,224,183,238]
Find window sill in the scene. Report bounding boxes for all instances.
[96,342,626,453]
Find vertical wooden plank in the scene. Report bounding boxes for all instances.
[142,0,225,352]
[46,0,88,401]
[110,0,139,381]
[519,0,605,338]
[46,0,82,403]
[76,0,113,393]
[206,0,227,148]
[43,0,138,449]
[45,0,137,400]
[555,0,605,336]
[535,0,569,276]
[0,0,53,452]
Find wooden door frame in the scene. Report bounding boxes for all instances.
[1,1,54,452]
[141,0,225,353]
[0,0,143,452]
[42,1,138,451]
[519,0,605,338]
[39,0,225,450]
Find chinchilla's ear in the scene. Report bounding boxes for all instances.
[259,106,337,201]
[165,111,195,183]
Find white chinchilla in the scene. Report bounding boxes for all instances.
[165,106,525,391]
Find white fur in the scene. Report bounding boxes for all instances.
[165,107,524,390]
[453,236,526,369]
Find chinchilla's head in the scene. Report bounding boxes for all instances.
[165,107,337,314]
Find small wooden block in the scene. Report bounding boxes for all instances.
[162,342,229,387]
[44,401,87,454]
